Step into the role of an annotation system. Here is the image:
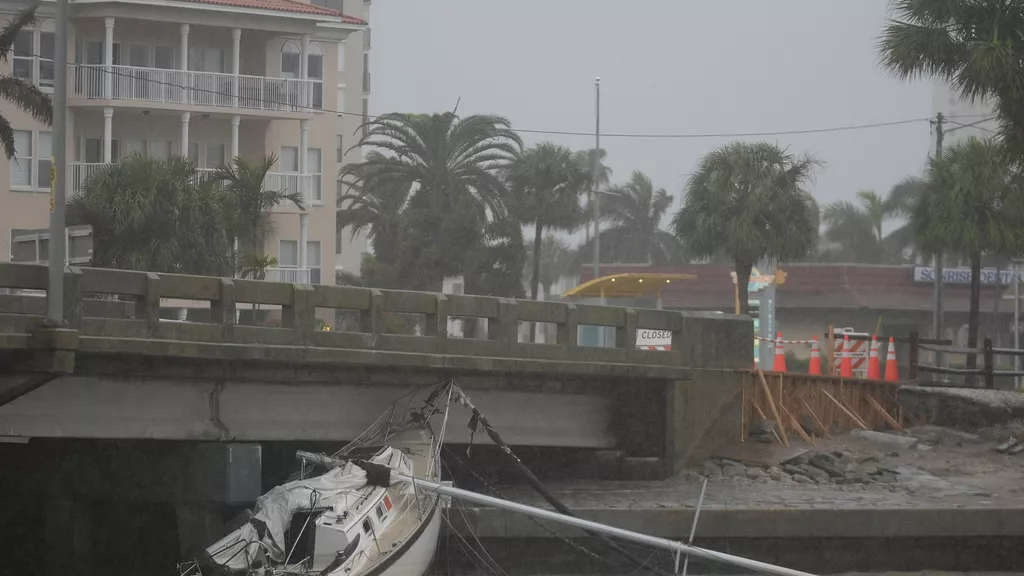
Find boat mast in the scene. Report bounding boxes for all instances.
[403,475,819,576]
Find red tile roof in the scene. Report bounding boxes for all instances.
[578,263,1005,313]
[183,0,367,22]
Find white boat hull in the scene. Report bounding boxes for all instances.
[372,500,443,576]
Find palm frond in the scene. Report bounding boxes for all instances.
[0,7,36,61]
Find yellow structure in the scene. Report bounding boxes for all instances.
[563,273,698,308]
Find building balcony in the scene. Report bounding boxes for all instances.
[69,163,316,209]
[69,64,322,116]
[238,267,311,284]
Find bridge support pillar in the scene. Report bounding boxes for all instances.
[664,370,745,474]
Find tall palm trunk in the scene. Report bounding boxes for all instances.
[530,223,544,301]
[966,254,982,386]
[529,223,544,344]
[735,260,753,316]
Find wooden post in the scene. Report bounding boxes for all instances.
[909,330,919,382]
[826,323,835,376]
[757,369,789,446]
[984,337,994,389]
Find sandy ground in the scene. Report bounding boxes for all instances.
[495,424,1024,510]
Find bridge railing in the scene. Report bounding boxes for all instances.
[0,263,750,367]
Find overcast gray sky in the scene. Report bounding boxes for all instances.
[369,0,932,216]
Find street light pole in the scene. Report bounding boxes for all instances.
[591,77,601,280]
[45,0,69,326]
[591,78,602,348]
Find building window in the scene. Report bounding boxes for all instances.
[361,98,369,136]
[281,41,301,78]
[308,148,322,204]
[13,24,55,90]
[337,85,346,114]
[11,131,33,188]
[11,130,53,191]
[123,139,146,158]
[187,142,200,165]
[206,143,226,169]
[363,28,371,50]
[279,240,298,268]
[83,137,120,164]
[149,140,172,160]
[335,203,343,255]
[309,44,324,110]
[337,41,345,73]
[361,53,370,92]
[280,146,299,172]
[336,135,344,163]
[307,240,322,284]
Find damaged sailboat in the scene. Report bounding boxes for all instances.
[181,381,820,576]
[180,384,453,576]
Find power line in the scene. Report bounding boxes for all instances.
[47,61,988,140]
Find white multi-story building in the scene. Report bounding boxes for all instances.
[2,0,372,284]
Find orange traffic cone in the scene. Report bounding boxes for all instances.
[772,332,787,372]
[884,337,899,382]
[808,337,822,376]
[840,335,853,378]
[867,335,881,380]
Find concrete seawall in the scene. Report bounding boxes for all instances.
[445,507,1024,573]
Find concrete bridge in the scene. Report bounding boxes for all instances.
[0,262,751,471]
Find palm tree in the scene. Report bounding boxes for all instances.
[878,1,1024,156]
[343,112,521,217]
[336,151,410,266]
[214,154,304,262]
[578,170,683,265]
[524,234,575,299]
[341,112,521,288]
[672,142,821,315]
[575,148,612,242]
[912,137,1024,385]
[505,142,587,301]
[67,154,233,275]
[0,6,53,159]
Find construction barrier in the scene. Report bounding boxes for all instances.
[742,369,905,446]
[755,330,901,382]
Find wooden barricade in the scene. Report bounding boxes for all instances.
[740,369,904,446]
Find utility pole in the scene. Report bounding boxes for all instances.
[45,0,69,327]
[591,77,601,280]
[1015,262,1021,389]
[591,77,602,347]
[932,112,945,370]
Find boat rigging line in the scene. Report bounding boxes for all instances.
[451,383,676,576]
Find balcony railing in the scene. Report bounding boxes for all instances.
[70,163,313,206]
[69,64,322,113]
[238,267,311,284]
[265,172,315,209]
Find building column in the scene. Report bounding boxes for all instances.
[298,117,310,275]
[300,33,310,107]
[180,112,190,157]
[103,18,114,99]
[231,28,241,106]
[230,116,240,160]
[299,213,309,275]
[299,118,309,197]
[179,24,189,70]
[102,107,113,163]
